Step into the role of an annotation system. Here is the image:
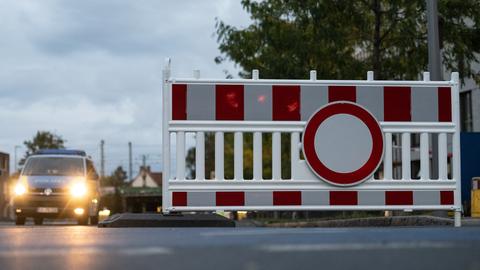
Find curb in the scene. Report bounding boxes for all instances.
[264,215,460,228]
[98,213,235,228]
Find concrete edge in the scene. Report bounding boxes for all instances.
[263,215,458,228]
[98,213,236,228]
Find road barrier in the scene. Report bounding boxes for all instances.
[162,59,462,226]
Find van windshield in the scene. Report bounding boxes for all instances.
[23,157,84,176]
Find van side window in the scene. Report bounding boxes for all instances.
[86,160,99,180]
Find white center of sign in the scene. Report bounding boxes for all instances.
[313,113,373,173]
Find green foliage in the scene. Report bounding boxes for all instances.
[99,191,123,214]
[185,132,291,179]
[100,166,127,187]
[439,0,480,83]
[215,0,366,79]
[216,0,480,82]
[99,166,127,213]
[186,133,215,179]
[187,0,480,179]
[23,131,65,159]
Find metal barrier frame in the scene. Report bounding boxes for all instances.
[162,59,462,227]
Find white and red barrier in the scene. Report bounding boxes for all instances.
[162,60,462,226]
[170,83,452,123]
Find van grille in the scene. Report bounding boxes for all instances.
[29,187,69,194]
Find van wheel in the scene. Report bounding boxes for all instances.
[77,216,88,225]
[15,216,26,226]
[90,216,99,225]
[33,217,43,225]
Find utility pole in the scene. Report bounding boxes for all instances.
[100,140,105,178]
[142,154,147,168]
[427,1,446,218]
[427,0,442,179]
[141,154,147,187]
[14,145,21,172]
[128,142,132,181]
[427,0,442,81]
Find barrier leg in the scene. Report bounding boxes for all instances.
[454,210,461,227]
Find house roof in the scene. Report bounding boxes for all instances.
[129,166,162,187]
[150,172,162,187]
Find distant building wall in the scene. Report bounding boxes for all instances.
[0,152,10,219]
[459,57,480,132]
[472,88,480,131]
[130,166,162,188]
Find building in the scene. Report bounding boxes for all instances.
[130,166,162,188]
[120,166,163,213]
[459,62,480,132]
[0,152,10,219]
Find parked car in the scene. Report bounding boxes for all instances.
[13,149,100,225]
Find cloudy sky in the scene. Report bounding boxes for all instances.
[0,0,251,176]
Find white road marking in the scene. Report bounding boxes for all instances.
[261,242,457,252]
[118,247,172,256]
[0,247,102,257]
[0,246,172,257]
[201,229,349,237]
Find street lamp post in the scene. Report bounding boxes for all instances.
[426,0,442,179]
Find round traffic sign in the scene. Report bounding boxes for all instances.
[302,102,384,186]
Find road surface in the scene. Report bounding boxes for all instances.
[0,221,479,270]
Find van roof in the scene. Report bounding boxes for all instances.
[33,149,87,157]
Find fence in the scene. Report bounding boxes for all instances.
[162,59,462,226]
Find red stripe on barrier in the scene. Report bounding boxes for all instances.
[438,87,452,122]
[273,191,301,205]
[172,84,187,120]
[384,87,411,121]
[330,191,358,205]
[216,85,244,120]
[328,86,356,102]
[272,85,300,121]
[385,191,413,205]
[172,192,187,206]
[440,191,454,205]
[216,192,245,206]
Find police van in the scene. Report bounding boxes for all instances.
[13,149,100,225]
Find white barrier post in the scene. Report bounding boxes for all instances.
[452,72,462,227]
[196,132,205,180]
[252,70,262,181]
[162,58,171,214]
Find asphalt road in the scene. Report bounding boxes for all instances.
[0,221,479,270]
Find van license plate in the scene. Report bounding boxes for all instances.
[37,207,58,213]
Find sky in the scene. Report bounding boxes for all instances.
[0,0,251,177]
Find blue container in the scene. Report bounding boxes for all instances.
[460,132,480,211]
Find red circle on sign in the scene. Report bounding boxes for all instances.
[302,102,384,186]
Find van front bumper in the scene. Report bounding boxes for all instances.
[13,194,91,218]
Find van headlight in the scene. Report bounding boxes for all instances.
[14,183,27,196]
[70,182,87,197]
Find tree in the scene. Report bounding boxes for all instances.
[22,131,65,162]
[100,166,127,187]
[99,166,127,214]
[215,0,480,82]
[187,0,480,180]
[186,132,292,180]
[186,133,216,179]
